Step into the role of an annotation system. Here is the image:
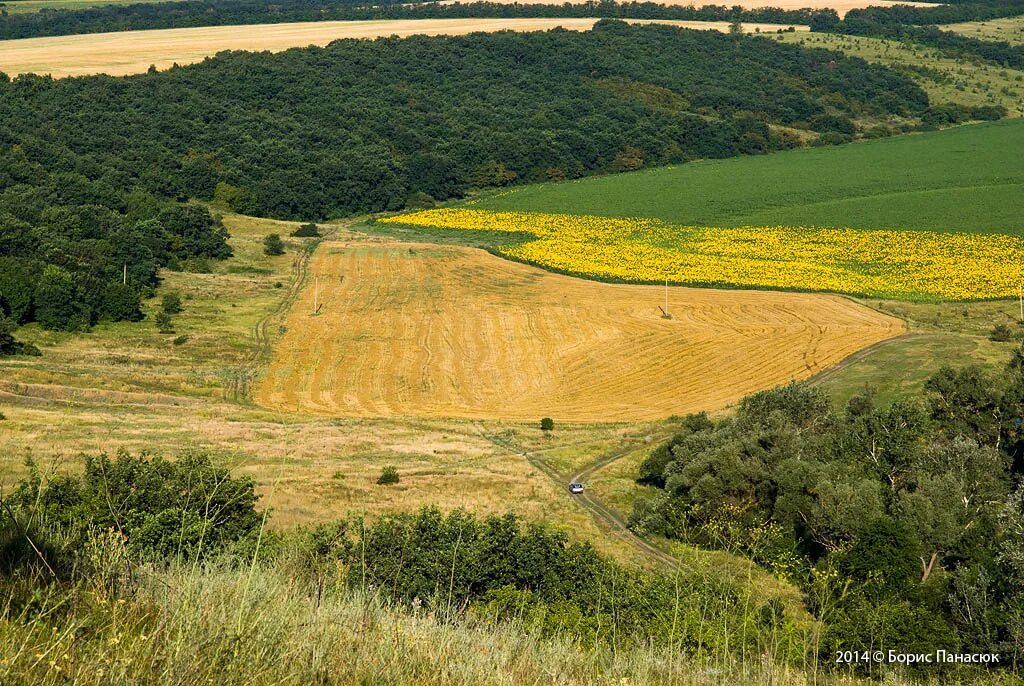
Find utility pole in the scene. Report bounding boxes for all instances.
[123,263,127,285]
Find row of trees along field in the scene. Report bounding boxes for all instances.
[0,0,825,40]
[632,348,1024,664]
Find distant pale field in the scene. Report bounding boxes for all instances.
[255,241,902,422]
[0,0,180,13]
[776,32,1024,116]
[0,17,807,77]
[437,0,937,18]
[946,15,1024,46]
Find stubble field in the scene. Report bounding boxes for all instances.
[254,240,903,422]
[0,18,807,77]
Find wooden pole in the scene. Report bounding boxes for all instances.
[313,276,319,315]
[123,263,127,285]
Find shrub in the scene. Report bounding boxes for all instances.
[990,323,1013,342]
[377,466,400,485]
[263,233,285,256]
[180,256,212,273]
[0,318,41,357]
[540,417,555,432]
[155,310,174,334]
[8,451,265,563]
[406,192,436,210]
[291,223,320,237]
[172,334,190,346]
[161,291,183,315]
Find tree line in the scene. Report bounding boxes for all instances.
[0,0,825,40]
[633,348,1024,669]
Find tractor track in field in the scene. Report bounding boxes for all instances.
[474,424,680,569]
[244,226,337,397]
[804,332,921,388]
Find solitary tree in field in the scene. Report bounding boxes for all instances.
[263,233,285,256]
[540,417,555,433]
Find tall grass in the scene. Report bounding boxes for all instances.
[0,553,880,686]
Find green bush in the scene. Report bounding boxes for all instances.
[990,323,1013,342]
[540,417,555,432]
[161,291,183,314]
[155,310,175,334]
[377,466,400,485]
[8,451,265,563]
[263,234,285,256]
[291,223,320,237]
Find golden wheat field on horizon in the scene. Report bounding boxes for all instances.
[0,17,807,78]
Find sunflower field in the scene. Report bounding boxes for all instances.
[379,208,1024,300]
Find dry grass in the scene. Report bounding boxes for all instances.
[0,557,888,686]
[0,18,806,78]
[946,15,1024,46]
[255,240,903,422]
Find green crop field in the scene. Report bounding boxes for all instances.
[468,119,1024,234]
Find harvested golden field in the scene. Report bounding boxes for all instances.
[255,241,903,422]
[0,18,806,78]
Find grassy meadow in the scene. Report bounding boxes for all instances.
[775,31,1024,117]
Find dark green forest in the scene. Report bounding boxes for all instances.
[0,22,929,335]
[632,349,1024,665]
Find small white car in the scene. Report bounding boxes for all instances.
[568,482,585,494]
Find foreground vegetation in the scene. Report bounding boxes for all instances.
[633,349,1024,676]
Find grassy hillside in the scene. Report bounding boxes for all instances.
[469,119,1024,234]
[776,32,1024,117]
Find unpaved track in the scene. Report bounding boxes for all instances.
[477,423,681,568]
[254,240,904,422]
[0,18,807,78]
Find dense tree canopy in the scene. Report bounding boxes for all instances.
[0,23,927,334]
[633,350,1024,664]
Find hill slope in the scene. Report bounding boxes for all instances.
[471,120,1024,234]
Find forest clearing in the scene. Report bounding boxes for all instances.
[254,241,903,421]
